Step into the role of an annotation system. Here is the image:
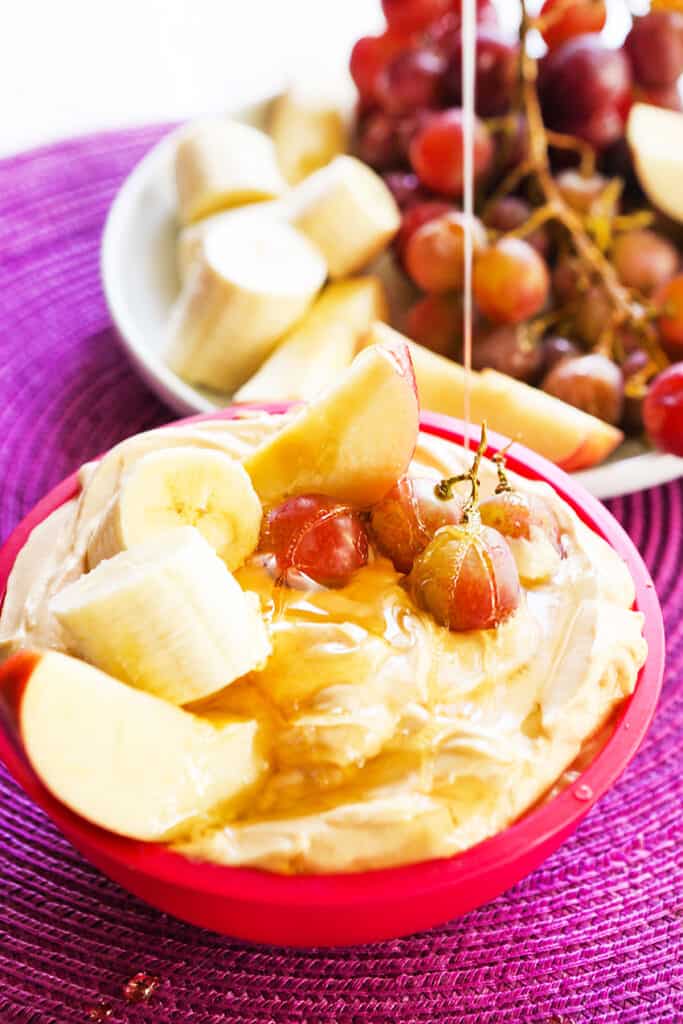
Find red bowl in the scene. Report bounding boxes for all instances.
[0,408,665,947]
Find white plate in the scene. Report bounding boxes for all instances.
[101,94,683,501]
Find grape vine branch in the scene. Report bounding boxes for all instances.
[509,0,666,369]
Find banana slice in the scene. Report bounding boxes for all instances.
[87,447,262,572]
[234,276,388,404]
[52,526,271,706]
[270,85,348,185]
[175,118,286,226]
[166,215,327,393]
[176,200,286,285]
[291,156,400,279]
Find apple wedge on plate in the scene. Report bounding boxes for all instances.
[627,103,683,223]
[362,323,623,472]
[0,651,264,841]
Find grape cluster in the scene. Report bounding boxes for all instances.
[350,1,683,456]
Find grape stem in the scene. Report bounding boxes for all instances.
[493,445,513,494]
[435,423,488,523]
[516,0,666,366]
[545,130,596,177]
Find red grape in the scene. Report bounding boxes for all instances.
[376,47,447,116]
[394,110,433,161]
[556,170,609,214]
[409,108,494,198]
[479,490,562,553]
[395,199,454,262]
[405,211,486,293]
[540,0,606,52]
[382,0,452,34]
[633,82,683,113]
[350,32,411,106]
[483,196,551,259]
[542,353,624,424]
[420,0,496,49]
[540,37,632,123]
[405,293,462,357]
[613,230,679,297]
[382,171,427,209]
[472,325,544,383]
[539,37,632,149]
[473,238,550,324]
[370,477,465,574]
[355,111,402,170]
[574,284,612,345]
[409,524,521,632]
[656,275,683,359]
[622,348,650,383]
[477,1,499,29]
[567,103,630,150]
[446,28,520,117]
[542,335,580,373]
[261,495,369,587]
[624,11,683,89]
[643,364,683,456]
[552,257,582,304]
[425,12,460,57]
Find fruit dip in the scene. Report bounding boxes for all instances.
[0,343,646,875]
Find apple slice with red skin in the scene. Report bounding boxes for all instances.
[0,650,263,841]
[360,324,623,471]
[244,340,420,507]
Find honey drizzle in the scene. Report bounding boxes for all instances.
[461,0,477,451]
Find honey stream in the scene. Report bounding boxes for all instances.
[461,0,477,449]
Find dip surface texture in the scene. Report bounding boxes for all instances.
[0,414,647,873]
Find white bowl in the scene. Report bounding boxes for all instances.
[100,92,683,500]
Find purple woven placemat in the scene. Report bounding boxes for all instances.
[0,128,681,1024]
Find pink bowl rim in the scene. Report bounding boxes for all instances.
[0,406,665,909]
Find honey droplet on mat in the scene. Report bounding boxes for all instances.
[122,972,161,1003]
[86,1002,113,1022]
[574,783,593,801]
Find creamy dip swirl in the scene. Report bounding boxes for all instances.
[0,414,647,874]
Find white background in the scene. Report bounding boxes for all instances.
[0,0,634,157]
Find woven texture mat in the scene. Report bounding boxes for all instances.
[0,128,681,1024]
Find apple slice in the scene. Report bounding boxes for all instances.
[243,340,419,506]
[234,276,388,404]
[361,322,469,415]
[0,651,264,841]
[627,103,683,223]
[474,371,623,471]
[362,324,622,470]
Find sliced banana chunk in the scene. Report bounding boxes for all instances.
[87,447,262,572]
[291,156,400,279]
[52,526,271,705]
[175,118,286,226]
[176,200,285,285]
[234,276,388,404]
[166,216,327,393]
[270,86,348,185]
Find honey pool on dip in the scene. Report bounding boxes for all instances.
[0,344,646,875]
